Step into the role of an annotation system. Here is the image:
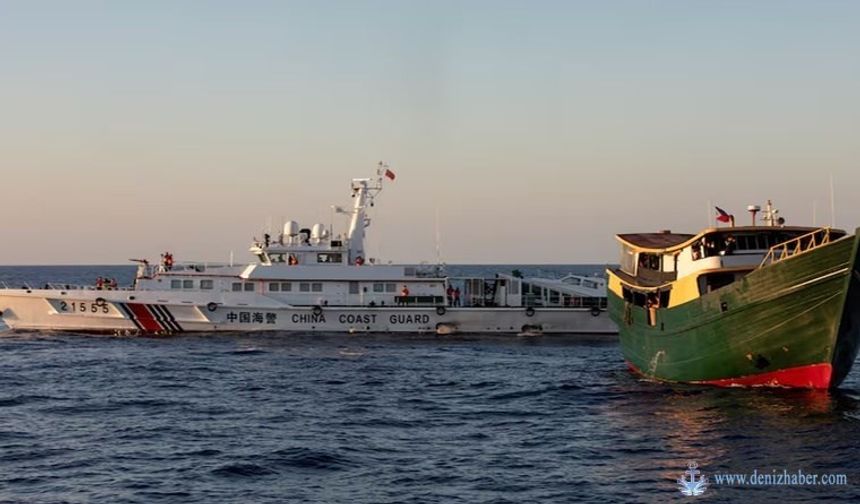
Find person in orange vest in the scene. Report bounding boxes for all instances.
[95,276,104,290]
[400,285,410,305]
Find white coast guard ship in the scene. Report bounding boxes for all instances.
[0,165,615,335]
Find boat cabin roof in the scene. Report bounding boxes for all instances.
[616,226,844,253]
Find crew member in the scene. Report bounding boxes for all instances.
[453,287,461,306]
[96,276,104,290]
[400,285,410,305]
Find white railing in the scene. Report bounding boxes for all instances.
[0,281,132,291]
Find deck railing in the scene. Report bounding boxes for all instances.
[0,281,132,291]
[758,227,832,268]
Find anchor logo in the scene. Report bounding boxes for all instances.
[677,461,708,496]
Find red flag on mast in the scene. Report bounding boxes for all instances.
[384,168,396,181]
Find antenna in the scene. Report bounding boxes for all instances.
[830,173,836,227]
[435,207,442,265]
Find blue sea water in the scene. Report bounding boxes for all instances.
[1,265,859,503]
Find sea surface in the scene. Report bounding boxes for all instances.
[1,265,859,503]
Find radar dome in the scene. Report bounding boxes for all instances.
[311,223,328,240]
[283,221,300,236]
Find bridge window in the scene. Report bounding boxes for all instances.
[373,283,384,293]
[183,280,194,289]
[311,283,323,292]
[171,279,182,289]
[269,282,280,292]
[638,253,661,271]
[244,283,255,292]
[385,283,396,293]
[317,253,343,263]
[300,283,310,292]
[232,282,242,292]
[281,282,292,291]
[200,280,213,290]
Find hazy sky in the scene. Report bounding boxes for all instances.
[1,1,858,264]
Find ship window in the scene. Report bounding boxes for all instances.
[620,246,636,274]
[270,253,285,263]
[317,253,343,263]
[171,279,182,289]
[281,282,292,291]
[300,282,310,292]
[373,283,384,293]
[638,253,660,271]
[311,283,323,292]
[349,281,359,294]
[385,283,396,293]
[183,280,194,289]
[232,282,242,292]
[244,283,255,292]
[510,281,519,295]
[269,282,280,292]
[200,280,213,290]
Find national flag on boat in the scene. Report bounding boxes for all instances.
[384,168,396,181]
[715,206,732,223]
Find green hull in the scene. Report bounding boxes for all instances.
[609,231,860,388]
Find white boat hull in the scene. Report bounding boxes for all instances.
[0,289,617,335]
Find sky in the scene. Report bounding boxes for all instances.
[1,0,858,264]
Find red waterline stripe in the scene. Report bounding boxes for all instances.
[626,361,833,389]
[126,303,164,333]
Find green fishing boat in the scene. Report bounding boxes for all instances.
[607,202,860,389]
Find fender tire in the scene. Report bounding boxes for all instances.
[590,306,601,317]
[525,307,535,317]
[312,305,323,316]
[436,306,446,316]
[207,302,218,312]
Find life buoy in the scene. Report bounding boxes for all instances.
[207,302,218,312]
[590,306,601,317]
[312,305,323,316]
[436,306,446,316]
[95,297,106,307]
[525,307,535,317]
